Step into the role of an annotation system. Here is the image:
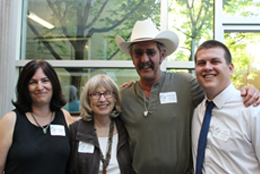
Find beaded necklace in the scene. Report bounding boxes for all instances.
[93,119,115,174]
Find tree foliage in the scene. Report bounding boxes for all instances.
[223,0,260,89]
[225,32,260,89]
[169,0,214,61]
[223,0,260,17]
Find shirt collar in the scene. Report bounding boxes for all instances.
[205,83,236,110]
[137,72,166,92]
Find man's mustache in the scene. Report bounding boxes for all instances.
[138,62,154,70]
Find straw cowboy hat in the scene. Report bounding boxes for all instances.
[115,19,179,57]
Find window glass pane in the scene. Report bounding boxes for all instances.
[223,0,260,17]
[23,0,161,61]
[56,68,139,112]
[224,32,260,90]
[168,0,214,61]
[167,69,195,76]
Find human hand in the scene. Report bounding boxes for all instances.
[241,86,260,107]
[120,81,135,89]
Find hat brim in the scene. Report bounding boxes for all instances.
[116,30,179,57]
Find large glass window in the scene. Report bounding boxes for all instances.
[18,0,260,113]
[22,0,162,112]
[222,0,260,90]
[23,0,161,61]
[225,32,260,90]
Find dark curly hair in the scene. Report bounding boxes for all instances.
[12,60,66,113]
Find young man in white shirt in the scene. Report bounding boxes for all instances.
[192,40,260,174]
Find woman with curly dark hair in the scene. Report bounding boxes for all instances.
[0,60,76,174]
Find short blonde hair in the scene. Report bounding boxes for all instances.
[80,74,122,121]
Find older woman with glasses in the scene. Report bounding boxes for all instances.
[67,74,132,174]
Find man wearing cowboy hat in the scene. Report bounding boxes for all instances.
[115,19,260,174]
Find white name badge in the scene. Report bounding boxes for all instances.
[50,125,66,136]
[159,92,177,104]
[213,126,230,141]
[78,141,94,153]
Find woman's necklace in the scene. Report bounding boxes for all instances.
[30,111,55,134]
[93,119,115,174]
[143,92,149,117]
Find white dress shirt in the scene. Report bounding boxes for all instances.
[192,84,260,174]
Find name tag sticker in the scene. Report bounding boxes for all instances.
[50,125,66,136]
[78,141,94,153]
[159,92,177,104]
[213,126,230,141]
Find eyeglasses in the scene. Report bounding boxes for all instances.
[89,91,115,100]
[132,49,158,58]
